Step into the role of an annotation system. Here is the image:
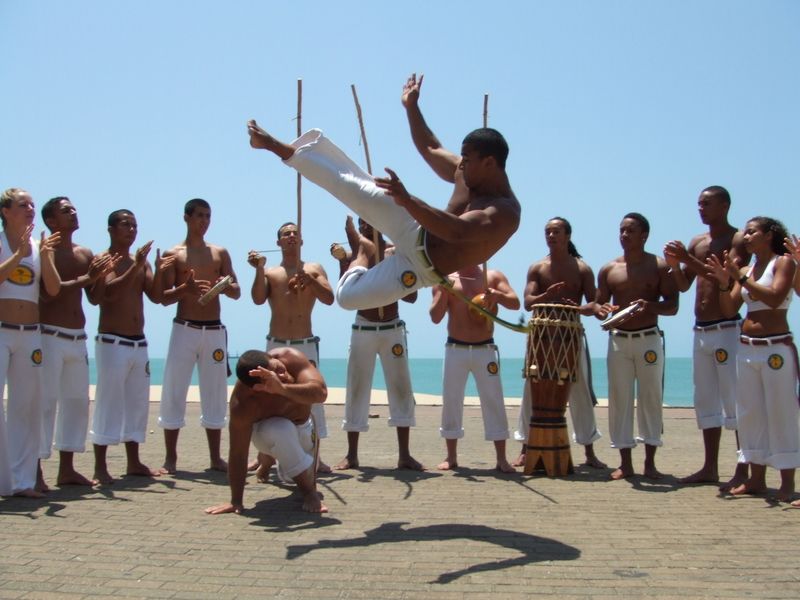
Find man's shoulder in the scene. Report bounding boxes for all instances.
[163,243,186,257]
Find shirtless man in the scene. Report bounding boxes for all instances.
[248,222,334,476]
[596,213,679,480]
[330,216,423,471]
[158,198,240,474]
[38,196,116,489]
[429,264,520,472]
[205,348,328,514]
[246,74,519,310]
[90,209,172,484]
[0,188,61,497]
[663,186,750,488]
[512,217,610,469]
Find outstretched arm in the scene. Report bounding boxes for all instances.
[401,74,460,183]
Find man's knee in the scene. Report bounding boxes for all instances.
[335,267,368,310]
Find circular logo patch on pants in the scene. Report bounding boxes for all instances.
[31,349,42,365]
[212,348,225,363]
[767,353,784,370]
[644,350,658,364]
[401,271,417,288]
[487,361,499,375]
[715,348,729,364]
[392,343,404,357]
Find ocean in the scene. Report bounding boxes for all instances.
[89,357,694,407]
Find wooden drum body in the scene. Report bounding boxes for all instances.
[523,304,584,476]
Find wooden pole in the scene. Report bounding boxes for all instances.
[351,84,384,318]
[296,78,303,268]
[482,93,489,290]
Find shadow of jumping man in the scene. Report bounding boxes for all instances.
[286,521,580,584]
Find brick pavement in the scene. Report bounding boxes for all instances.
[1,402,798,599]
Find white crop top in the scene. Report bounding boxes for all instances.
[0,231,41,303]
[741,256,792,312]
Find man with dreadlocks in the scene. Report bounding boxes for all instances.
[512,217,613,470]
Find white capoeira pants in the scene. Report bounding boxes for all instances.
[342,316,415,431]
[0,325,43,494]
[251,417,315,481]
[285,130,444,310]
[266,335,327,438]
[514,334,602,446]
[90,335,150,446]
[440,342,509,441]
[606,327,664,449]
[39,326,90,458]
[692,320,740,430]
[735,334,800,469]
[159,320,229,430]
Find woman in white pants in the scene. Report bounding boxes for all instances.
[708,216,797,502]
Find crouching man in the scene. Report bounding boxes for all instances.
[205,348,328,514]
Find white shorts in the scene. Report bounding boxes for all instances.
[514,334,602,446]
[0,325,43,494]
[692,320,740,430]
[39,326,90,458]
[735,335,800,469]
[440,342,509,441]
[266,336,327,439]
[90,335,150,446]
[285,130,443,310]
[251,417,314,480]
[159,320,229,430]
[342,316,415,431]
[606,327,664,449]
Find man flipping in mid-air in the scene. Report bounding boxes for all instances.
[246,73,520,310]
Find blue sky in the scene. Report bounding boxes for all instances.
[2,1,798,359]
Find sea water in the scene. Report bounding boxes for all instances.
[89,357,694,407]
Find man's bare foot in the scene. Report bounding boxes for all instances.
[496,459,516,474]
[126,462,161,478]
[610,467,634,480]
[437,459,458,471]
[210,457,228,473]
[255,463,271,484]
[13,488,46,498]
[316,460,332,474]
[301,491,329,513]
[511,453,526,468]
[791,498,800,508]
[719,467,749,492]
[247,120,294,160]
[643,465,664,480]
[247,458,259,472]
[680,467,719,484]
[397,455,424,471]
[36,466,50,493]
[582,455,608,469]
[730,482,767,496]
[94,470,115,485]
[56,470,96,487]
[774,484,795,503]
[333,456,359,470]
[160,459,177,475]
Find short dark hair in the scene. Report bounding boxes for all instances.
[748,216,789,255]
[41,196,70,223]
[108,209,134,227]
[184,198,210,216]
[623,212,650,234]
[548,216,581,259]
[701,185,730,205]
[462,128,509,169]
[236,350,269,387]
[277,221,296,240]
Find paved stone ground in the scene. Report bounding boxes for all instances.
[1,402,799,599]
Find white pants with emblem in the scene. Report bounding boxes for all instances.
[514,334,602,446]
[266,336,327,438]
[342,316,415,431]
[40,327,90,458]
[692,322,740,430]
[735,337,800,469]
[90,336,150,445]
[606,328,664,449]
[285,130,442,309]
[0,327,43,494]
[251,417,315,481]
[159,321,229,430]
[440,343,509,441]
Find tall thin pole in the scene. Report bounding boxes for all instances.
[351,84,384,318]
[482,93,489,290]
[296,78,303,268]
